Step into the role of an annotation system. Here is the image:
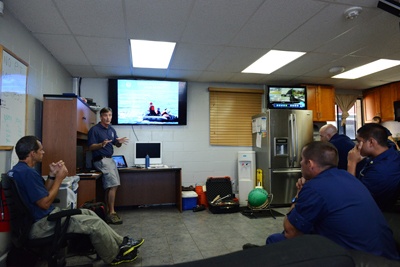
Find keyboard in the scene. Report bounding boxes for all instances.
[150,164,168,168]
[134,164,168,168]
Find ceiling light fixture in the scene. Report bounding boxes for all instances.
[332,59,400,79]
[130,39,176,69]
[242,50,306,75]
[344,6,362,20]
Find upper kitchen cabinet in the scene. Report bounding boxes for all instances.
[305,85,335,122]
[363,82,400,123]
[363,88,381,123]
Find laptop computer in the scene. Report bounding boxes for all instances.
[112,155,128,169]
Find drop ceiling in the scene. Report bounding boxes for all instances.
[4,0,400,90]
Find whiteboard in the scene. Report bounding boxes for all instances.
[0,45,28,168]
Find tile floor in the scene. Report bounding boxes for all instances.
[66,205,289,266]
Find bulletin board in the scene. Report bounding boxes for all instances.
[0,45,28,168]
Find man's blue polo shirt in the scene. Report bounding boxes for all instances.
[329,133,354,170]
[7,162,54,222]
[358,148,400,211]
[287,168,399,260]
[87,123,119,158]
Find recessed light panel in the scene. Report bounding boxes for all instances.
[130,39,176,69]
[242,50,306,74]
[333,59,400,79]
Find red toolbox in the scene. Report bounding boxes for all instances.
[206,176,239,214]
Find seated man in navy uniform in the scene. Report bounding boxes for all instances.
[8,136,144,265]
[319,124,355,170]
[348,123,400,211]
[245,141,399,261]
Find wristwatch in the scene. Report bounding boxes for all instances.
[291,197,298,203]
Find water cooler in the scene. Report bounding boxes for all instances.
[238,151,256,206]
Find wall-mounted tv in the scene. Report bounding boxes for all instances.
[108,78,187,125]
[267,86,307,110]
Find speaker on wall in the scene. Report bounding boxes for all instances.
[378,0,400,17]
[394,101,400,121]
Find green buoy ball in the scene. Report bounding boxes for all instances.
[248,188,268,207]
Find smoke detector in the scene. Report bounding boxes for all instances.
[344,6,363,20]
[329,66,345,74]
[343,6,362,19]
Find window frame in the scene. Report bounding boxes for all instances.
[328,98,363,140]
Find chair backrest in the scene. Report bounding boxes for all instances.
[1,173,35,247]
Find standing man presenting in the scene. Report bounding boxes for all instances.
[88,107,128,224]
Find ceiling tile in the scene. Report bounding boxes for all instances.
[55,0,126,38]
[76,36,131,66]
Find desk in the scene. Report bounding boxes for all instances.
[76,173,102,207]
[115,168,182,212]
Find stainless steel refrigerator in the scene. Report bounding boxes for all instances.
[252,110,313,205]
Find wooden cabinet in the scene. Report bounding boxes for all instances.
[305,85,335,121]
[379,83,397,122]
[76,174,103,207]
[41,95,96,176]
[77,99,94,134]
[363,88,381,122]
[363,82,400,123]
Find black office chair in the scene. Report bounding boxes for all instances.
[1,173,94,267]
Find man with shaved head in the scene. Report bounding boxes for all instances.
[319,124,355,170]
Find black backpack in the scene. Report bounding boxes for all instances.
[81,201,106,222]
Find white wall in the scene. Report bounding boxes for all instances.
[0,7,72,138]
[80,78,263,188]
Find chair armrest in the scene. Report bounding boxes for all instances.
[47,209,82,221]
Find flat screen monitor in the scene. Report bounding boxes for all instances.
[108,78,187,125]
[267,86,307,109]
[134,141,162,165]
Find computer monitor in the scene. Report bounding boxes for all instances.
[134,141,162,165]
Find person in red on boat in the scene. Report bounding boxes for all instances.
[149,102,158,116]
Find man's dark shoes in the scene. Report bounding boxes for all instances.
[111,248,138,265]
[242,243,260,250]
[107,212,123,224]
[120,236,145,256]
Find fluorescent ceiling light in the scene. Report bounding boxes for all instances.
[130,39,176,69]
[242,50,306,74]
[332,59,400,79]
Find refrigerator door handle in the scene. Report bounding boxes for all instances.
[288,114,297,167]
[272,169,302,173]
[292,113,298,164]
